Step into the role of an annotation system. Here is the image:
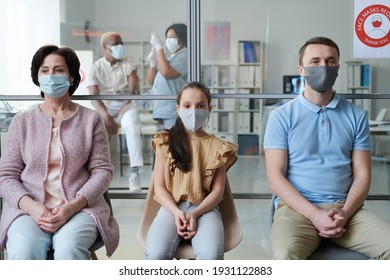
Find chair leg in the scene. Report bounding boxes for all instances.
[119,134,123,177]
[90,251,98,260]
[387,161,390,194]
[119,133,129,177]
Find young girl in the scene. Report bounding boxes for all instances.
[145,81,238,260]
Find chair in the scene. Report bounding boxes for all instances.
[375,108,388,122]
[137,175,243,259]
[269,194,368,260]
[46,191,113,260]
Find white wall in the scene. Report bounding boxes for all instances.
[1,0,389,113]
[59,0,390,96]
[60,0,96,51]
[0,0,60,97]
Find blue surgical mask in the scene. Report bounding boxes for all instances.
[38,74,70,98]
[178,109,210,133]
[108,44,125,60]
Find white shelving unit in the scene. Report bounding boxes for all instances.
[202,40,264,155]
[123,41,153,95]
[346,61,372,119]
[237,40,263,155]
[202,64,237,143]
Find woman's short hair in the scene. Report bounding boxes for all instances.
[165,23,187,47]
[31,45,81,97]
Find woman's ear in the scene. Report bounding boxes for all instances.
[69,75,74,85]
[176,104,180,112]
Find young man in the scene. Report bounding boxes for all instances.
[264,36,390,259]
[87,32,143,192]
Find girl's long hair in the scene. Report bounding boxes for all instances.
[168,81,211,172]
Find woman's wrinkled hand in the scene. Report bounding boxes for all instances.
[38,200,73,233]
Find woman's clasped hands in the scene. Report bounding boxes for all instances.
[30,200,73,233]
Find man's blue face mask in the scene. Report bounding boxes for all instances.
[107,44,125,60]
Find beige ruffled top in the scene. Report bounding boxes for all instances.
[152,131,238,205]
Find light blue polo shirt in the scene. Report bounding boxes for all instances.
[152,48,188,119]
[264,92,371,204]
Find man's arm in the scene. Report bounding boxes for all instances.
[265,149,342,236]
[333,150,371,224]
[128,68,140,95]
[116,69,140,118]
[265,149,319,217]
[89,85,108,114]
[88,84,118,135]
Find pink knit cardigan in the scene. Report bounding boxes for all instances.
[0,105,119,257]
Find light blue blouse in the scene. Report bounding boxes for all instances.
[152,48,187,119]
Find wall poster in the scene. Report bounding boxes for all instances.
[353,0,390,58]
[203,22,231,61]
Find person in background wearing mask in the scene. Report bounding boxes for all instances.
[145,81,238,260]
[264,36,390,259]
[0,45,119,259]
[87,31,144,193]
[147,23,188,130]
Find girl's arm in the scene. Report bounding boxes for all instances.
[189,165,226,219]
[184,165,226,239]
[153,146,182,216]
[153,146,189,237]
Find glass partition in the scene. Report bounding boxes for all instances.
[0,0,389,200]
[0,0,390,261]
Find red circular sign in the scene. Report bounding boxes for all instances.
[355,4,390,48]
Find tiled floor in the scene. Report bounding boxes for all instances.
[93,139,390,260]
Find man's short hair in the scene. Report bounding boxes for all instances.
[100,31,120,47]
[298,36,340,66]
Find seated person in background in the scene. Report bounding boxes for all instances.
[264,36,390,260]
[145,81,238,260]
[87,31,143,192]
[0,45,119,259]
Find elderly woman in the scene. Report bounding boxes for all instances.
[0,45,119,259]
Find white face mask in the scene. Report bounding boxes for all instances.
[165,38,180,53]
[178,109,210,133]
